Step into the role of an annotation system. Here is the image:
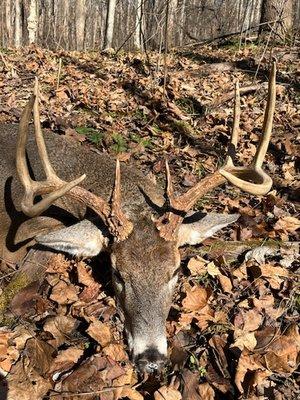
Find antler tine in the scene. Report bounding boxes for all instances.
[165,160,176,208]
[17,80,132,240]
[17,90,86,217]
[253,61,276,168]
[33,77,57,180]
[219,62,276,195]
[17,95,36,191]
[109,159,133,241]
[224,80,240,168]
[157,63,276,241]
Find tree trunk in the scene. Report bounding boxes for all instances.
[5,0,12,46]
[259,0,294,38]
[75,0,86,50]
[134,0,144,51]
[14,0,22,48]
[103,0,117,50]
[27,0,38,44]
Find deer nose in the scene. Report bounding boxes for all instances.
[135,348,167,374]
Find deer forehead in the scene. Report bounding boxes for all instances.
[111,220,180,275]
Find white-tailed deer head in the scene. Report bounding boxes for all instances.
[16,64,276,374]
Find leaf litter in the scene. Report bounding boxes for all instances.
[0,44,299,399]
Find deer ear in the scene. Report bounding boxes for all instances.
[35,220,109,258]
[177,212,239,247]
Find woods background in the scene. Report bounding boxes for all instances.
[0,0,299,52]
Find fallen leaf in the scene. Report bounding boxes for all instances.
[44,315,79,347]
[182,285,209,312]
[274,216,300,233]
[154,385,182,400]
[102,343,128,362]
[50,280,79,304]
[187,257,206,276]
[198,382,215,400]
[49,347,84,375]
[87,318,113,347]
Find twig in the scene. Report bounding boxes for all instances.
[253,20,277,80]
[211,84,261,108]
[56,58,62,91]
[47,385,130,397]
[0,51,10,70]
[163,0,170,100]
[177,18,285,49]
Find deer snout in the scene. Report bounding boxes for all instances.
[135,347,167,374]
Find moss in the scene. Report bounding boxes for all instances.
[0,272,31,325]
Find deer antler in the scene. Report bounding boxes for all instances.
[16,79,133,241]
[157,62,276,241]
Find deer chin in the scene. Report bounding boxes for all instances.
[126,330,168,374]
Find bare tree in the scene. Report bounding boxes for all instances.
[75,0,86,50]
[27,0,38,44]
[103,0,117,50]
[134,0,144,51]
[14,0,22,47]
[259,0,294,38]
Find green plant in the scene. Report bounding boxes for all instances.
[130,133,153,148]
[75,127,103,145]
[111,133,127,153]
[188,354,207,377]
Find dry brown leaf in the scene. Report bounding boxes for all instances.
[43,315,79,347]
[181,369,202,400]
[154,385,182,400]
[6,338,55,400]
[7,359,52,400]
[195,305,215,331]
[206,261,220,277]
[218,274,232,293]
[232,331,257,351]
[0,330,15,374]
[102,343,128,362]
[45,253,70,277]
[77,261,96,286]
[258,263,289,289]
[264,333,300,373]
[198,382,215,400]
[49,347,84,375]
[50,280,79,304]
[87,318,113,347]
[234,350,264,393]
[182,285,209,312]
[120,387,144,400]
[241,309,263,332]
[274,216,300,233]
[187,257,207,276]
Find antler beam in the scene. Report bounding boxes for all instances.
[157,62,276,241]
[16,79,133,241]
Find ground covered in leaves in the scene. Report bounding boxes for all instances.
[0,44,299,399]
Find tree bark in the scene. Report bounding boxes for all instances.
[27,0,38,44]
[259,0,294,38]
[103,0,117,50]
[14,0,22,48]
[134,0,144,51]
[75,0,86,50]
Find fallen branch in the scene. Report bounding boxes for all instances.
[210,84,260,108]
[184,240,299,262]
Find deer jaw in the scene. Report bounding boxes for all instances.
[111,216,180,373]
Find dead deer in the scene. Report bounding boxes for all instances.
[0,63,276,374]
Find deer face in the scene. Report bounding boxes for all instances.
[111,217,180,373]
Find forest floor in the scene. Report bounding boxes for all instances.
[0,43,299,400]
